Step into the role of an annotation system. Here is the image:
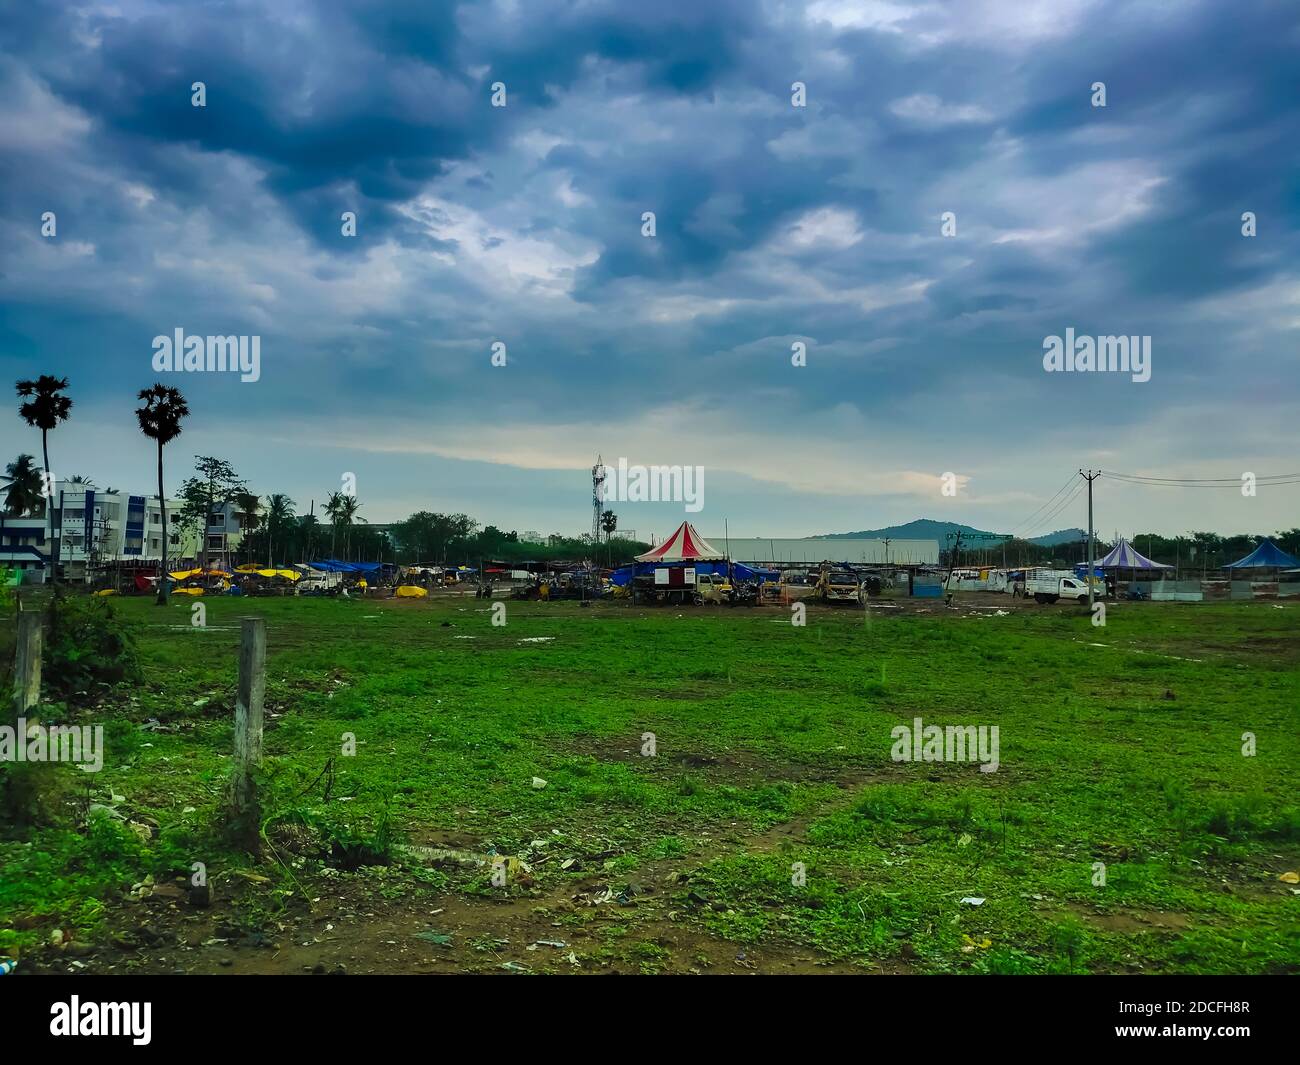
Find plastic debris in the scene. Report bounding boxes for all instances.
[959,897,985,906]
[531,777,547,789]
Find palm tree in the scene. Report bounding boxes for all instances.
[298,512,320,562]
[265,494,296,566]
[3,454,46,517]
[67,475,96,486]
[337,495,362,559]
[135,385,190,605]
[324,491,346,557]
[16,375,72,583]
[327,496,364,561]
[235,492,261,566]
[600,510,619,566]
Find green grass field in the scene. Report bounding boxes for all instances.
[2,594,1297,974]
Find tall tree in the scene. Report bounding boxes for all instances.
[264,494,296,566]
[297,512,320,562]
[178,457,246,571]
[336,495,362,559]
[135,385,190,605]
[323,491,346,557]
[3,454,45,517]
[235,492,261,564]
[600,511,619,565]
[16,374,72,584]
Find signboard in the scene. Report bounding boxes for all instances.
[654,568,696,586]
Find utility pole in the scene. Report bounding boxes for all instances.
[1079,470,1100,609]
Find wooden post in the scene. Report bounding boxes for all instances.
[229,616,266,849]
[13,611,42,721]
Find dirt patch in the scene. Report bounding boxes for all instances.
[562,733,880,787]
[1067,902,1194,934]
[24,852,875,976]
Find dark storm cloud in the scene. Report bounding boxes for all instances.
[1,0,1297,535]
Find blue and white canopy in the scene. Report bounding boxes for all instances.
[1097,538,1172,570]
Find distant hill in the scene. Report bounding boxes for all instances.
[819,518,1085,548]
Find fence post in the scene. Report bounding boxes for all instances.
[229,616,266,850]
[13,611,42,722]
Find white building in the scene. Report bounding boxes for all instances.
[708,536,939,567]
[0,480,217,584]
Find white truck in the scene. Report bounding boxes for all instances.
[1025,569,1092,604]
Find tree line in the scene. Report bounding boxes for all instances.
[944,529,1300,571]
[2,376,649,604]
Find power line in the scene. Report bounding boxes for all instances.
[1019,480,1085,538]
[1004,473,1079,538]
[1101,469,1300,487]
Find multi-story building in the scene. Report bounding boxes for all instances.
[196,499,250,570]
[0,481,203,584]
[0,511,51,583]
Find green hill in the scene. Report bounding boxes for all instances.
[820,518,1084,547]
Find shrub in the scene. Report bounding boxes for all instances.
[44,594,141,704]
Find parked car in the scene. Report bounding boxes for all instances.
[695,572,734,605]
[1025,569,1092,604]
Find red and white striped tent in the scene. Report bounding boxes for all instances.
[635,521,726,562]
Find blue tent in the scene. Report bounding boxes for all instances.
[309,559,384,573]
[610,560,777,586]
[1224,539,1300,570]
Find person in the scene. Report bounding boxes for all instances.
[539,580,551,602]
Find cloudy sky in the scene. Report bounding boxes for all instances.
[2,0,1297,542]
